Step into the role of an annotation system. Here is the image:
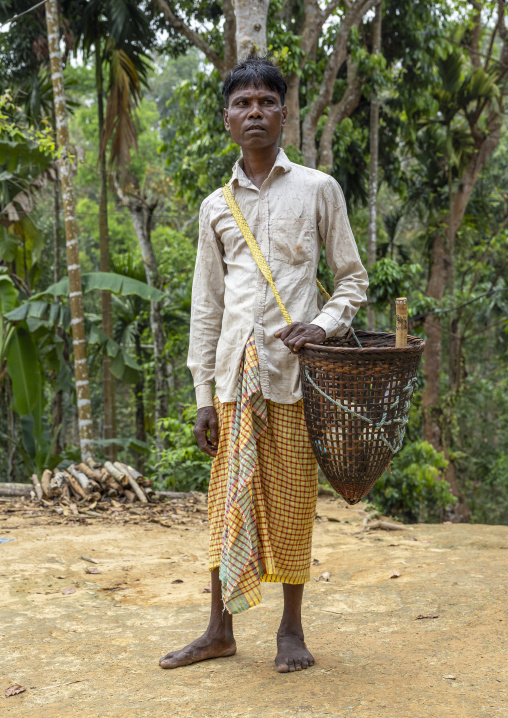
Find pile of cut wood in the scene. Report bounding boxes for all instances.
[1,459,171,505]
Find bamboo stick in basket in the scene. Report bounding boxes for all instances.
[395,297,408,348]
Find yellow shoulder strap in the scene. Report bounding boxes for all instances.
[222,185,331,327]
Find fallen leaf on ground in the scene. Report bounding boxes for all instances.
[312,558,320,566]
[443,675,456,680]
[80,555,98,564]
[201,585,211,593]
[61,587,76,595]
[416,614,439,620]
[389,571,401,579]
[171,579,183,584]
[5,684,26,697]
[85,567,100,574]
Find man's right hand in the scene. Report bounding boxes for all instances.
[193,406,219,458]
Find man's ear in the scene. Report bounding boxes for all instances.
[281,105,288,127]
[224,107,230,131]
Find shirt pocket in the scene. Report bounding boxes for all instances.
[271,218,314,266]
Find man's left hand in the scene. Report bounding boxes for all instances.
[274,322,326,352]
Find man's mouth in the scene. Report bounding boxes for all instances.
[246,125,266,132]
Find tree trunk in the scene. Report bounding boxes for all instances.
[133,334,146,472]
[52,180,61,284]
[234,0,270,60]
[282,72,301,150]
[223,0,238,71]
[114,182,169,453]
[96,42,117,462]
[51,389,64,456]
[46,0,94,460]
[367,2,382,331]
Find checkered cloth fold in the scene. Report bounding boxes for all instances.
[210,333,318,614]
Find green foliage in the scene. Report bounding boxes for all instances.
[368,258,422,309]
[150,406,212,492]
[369,441,456,523]
[41,271,165,302]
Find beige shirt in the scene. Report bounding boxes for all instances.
[188,148,369,409]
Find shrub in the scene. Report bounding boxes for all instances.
[150,405,212,493]
[368,440,456,523]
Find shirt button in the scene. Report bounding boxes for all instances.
[255,317,260,323]
[257,283,263,290]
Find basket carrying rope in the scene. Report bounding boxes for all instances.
[222,185,424,505]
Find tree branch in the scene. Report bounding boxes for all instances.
[301,0,379,166]
[319,61,361,172]
[469,1,482,68]
[153,0,226,79]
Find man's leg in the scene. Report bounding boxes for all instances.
[275,583,315,673]
[159,567,236,669]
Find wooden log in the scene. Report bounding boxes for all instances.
[116,462,143,481]
[395,297,408,348]
[77,462,104,483]
[30,474,43,501]
[105,461,129,487]
[0,483,32,497]
[68,465,92,493]
[155,490,195,500]
[116,463,148,503]
[85,457,101,470]
[62,470,87,500]
[144,486,156,502]
[41,469,53,498]
[124,489,136,503]
[45,471,65,498]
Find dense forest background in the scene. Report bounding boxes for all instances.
[0,0,506,524]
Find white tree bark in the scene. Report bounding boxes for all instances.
[45,0,94,460]
[234,0,270,60]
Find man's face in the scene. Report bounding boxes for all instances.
[224,83,287,150]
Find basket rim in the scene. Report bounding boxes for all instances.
[302,331,425,354]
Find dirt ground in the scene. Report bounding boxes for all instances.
[1,495,507,718]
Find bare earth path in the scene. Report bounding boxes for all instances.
[1,496,507,717]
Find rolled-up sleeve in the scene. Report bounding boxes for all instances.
[311,176,368,338]
[187,198,226,408]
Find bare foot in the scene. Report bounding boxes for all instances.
[159,631,237,669]
[275,631,315,673]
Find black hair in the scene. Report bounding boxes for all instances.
[222,55,287,107]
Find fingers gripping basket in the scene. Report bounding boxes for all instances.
[299,331,425,504]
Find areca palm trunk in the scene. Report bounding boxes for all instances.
[96,41,117,461]
[46,0,93,459]
[367,1,382,331]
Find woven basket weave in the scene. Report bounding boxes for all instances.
[299,330,425,505]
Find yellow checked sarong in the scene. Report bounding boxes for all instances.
[209,334,318,614]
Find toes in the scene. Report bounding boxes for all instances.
[159,652,174,663]
[300,658,309,669]
[276,662,290,673]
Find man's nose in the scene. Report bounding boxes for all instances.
[248,103,263,118]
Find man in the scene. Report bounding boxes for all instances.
[160,56,368,674]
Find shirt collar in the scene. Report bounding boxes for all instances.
[230,147,292,189]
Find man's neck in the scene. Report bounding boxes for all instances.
[241,144,280,190]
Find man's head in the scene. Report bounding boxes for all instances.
[223,56,287,151]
